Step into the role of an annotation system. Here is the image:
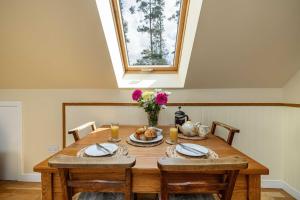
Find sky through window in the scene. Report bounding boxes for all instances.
[119,0,182,67]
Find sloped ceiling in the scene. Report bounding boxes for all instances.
[0,0,300,89]
[185,0,300,88]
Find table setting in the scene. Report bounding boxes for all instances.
[75,89,216,160]
[35,89,268,200]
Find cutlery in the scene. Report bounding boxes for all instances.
[178,143,207,155]
[96,143,113,155]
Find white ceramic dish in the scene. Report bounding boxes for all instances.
[175,143,209,157]
[129,132,163,144]
[84,143,118,157]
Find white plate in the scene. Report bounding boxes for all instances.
[129,132,163,144]
[176,143,209,157]
[84,143,118,157]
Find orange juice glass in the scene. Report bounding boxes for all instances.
[111,123,119,140]
[170,127,178,143]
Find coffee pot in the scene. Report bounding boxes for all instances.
[175,106,189,127]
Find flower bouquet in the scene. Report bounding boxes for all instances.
[132,89,170,127]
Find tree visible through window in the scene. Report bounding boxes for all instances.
[113,0,187,71]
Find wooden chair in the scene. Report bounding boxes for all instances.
[48,155,136,200]
[158,157,248,200]
[211,121,240,146]
[68,121,97,142]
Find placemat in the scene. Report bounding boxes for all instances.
[77,144,128,158]
[178,133,208,141]
[107,137,121,143]
[166,145,219,159]
[126,137,164,147]
[165,138,177,145]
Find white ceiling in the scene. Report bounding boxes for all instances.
[0,0,300,89]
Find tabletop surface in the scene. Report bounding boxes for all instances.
[34,125,269,175]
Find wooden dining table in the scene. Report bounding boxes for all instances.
[34,125,269,200]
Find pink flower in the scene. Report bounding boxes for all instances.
[155,92,168,105]
[132,89,142,101]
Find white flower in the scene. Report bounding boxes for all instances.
[161,105,167,109]
[165,91,172,95]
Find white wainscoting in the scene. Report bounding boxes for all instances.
[282,107,300,199]
[65,105,284,181]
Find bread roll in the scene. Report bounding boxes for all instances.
[144,128,157,140]
[135,128,146,140]
[136,128,145,134]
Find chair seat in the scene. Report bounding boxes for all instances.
[170,194,217,200]
[73,192,124,200]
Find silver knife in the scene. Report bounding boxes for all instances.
[96,143,113,155]
[178,143,207,155]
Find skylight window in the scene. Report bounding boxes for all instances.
[112,0,188,72]
[96,0,203,88]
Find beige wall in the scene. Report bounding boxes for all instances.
[1,0,300,89]
[0,88,283,174]
[0,0,116,89]
[283,70,300,192]
[186,0,300,88]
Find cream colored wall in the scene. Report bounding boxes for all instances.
[283,108,300,191]
[0,88,283,175]
[1,0,300,89]
[283,70,300,192]
[186,0,300,88]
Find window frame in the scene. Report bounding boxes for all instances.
[110,0,190,73]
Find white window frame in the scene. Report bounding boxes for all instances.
[96,0,203,88]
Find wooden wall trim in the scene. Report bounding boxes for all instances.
[283,103,300,108]
[62,102,300,147]
[63,102,287,107]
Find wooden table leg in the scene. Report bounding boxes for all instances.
[41,172,53,200]
[248,175,261,200]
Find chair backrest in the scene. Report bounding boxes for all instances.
[68,121,97,142]
[49,155,136,200]
[158,156,248,200]
[211,121,240,145]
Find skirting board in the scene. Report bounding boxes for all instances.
[262,180,300,199]
[18,173,41,182]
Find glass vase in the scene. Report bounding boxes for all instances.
[147,110,160,127]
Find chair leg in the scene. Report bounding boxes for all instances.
[125,168,133,200]
[160,193,168,200]
[155,194,160,200]
[160,172,168,200]
[125,192,132,200]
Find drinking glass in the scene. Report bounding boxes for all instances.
[169,127,178,144]
[111,123,119,141]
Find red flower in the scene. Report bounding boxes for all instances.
[132,89,142,101]
[155,92,168,105]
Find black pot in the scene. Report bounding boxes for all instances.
[175,106,189,127]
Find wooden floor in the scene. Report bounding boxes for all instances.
[0,181,295,200]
